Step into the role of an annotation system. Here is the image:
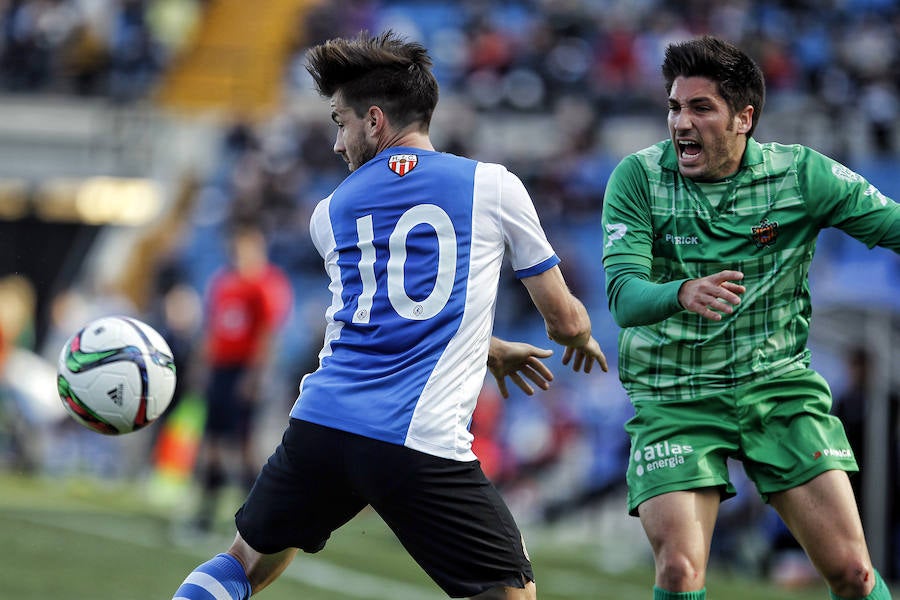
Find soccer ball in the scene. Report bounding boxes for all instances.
[57,315,177,435]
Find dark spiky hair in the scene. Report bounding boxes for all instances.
[662,36,765,137]
[305,30,439,131]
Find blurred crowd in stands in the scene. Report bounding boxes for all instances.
[3,0,898,151]
[299,0,900,155]
[0,0,202,100]
[0,0,898,584]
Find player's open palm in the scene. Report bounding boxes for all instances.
[488,338,555,398]
[679,270,746,321]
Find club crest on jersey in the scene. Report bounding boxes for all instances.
[751,218,779,248]
[388,154,418,176]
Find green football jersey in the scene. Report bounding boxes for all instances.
[602,138,900,402]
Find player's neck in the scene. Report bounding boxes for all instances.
[380,129,434,153]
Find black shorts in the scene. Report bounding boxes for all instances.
[235,419,534,598]
[204,365,254,440]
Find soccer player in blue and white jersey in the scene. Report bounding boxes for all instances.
[172,30,607,600]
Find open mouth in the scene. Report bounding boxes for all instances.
[678,140,702,160]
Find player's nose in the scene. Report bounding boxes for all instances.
[672,111,693,131]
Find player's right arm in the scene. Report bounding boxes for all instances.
[602,151,744,325]
[676,270,746,321]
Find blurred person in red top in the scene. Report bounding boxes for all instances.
[194,220,293,532]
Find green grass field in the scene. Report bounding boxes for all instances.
[1,471,893,599]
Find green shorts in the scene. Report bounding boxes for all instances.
[625,368,858,515]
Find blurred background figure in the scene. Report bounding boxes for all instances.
[832,345,900,580]
[832,346,898,506]
[191,219,293,533]
[0,274,38,470]
[153,280,203,429]
[144,278,205,495]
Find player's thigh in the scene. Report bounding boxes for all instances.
[625,398,738,515]
[768,469,871,576]
[235,419,367,554]
[739,369,858,499]
[363,448,533,598]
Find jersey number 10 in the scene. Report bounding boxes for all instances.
[353,204,457,324]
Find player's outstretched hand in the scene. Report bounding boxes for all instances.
[561,336,609,374]
[678,270,746,321]
[488,337,554,399]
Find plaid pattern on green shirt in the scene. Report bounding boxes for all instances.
[602,138,900,402]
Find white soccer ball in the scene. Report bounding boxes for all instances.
[57,315,177,435]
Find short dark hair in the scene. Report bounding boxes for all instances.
[662,36,766,138]
[305,30,439,131]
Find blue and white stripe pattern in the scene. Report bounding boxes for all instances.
[172,553,251,600]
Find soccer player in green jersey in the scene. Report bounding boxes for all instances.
[602,36,899,600]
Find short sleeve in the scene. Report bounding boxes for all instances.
[494,166,560,278]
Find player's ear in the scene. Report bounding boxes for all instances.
[367,106,385,134]
[736,105,753,135]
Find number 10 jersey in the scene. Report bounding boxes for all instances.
[290,148,559,461]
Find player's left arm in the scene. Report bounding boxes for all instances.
[520,266,608,374]
[803,148,900,251]
[497,167,608,374]
[877,217,900,251]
